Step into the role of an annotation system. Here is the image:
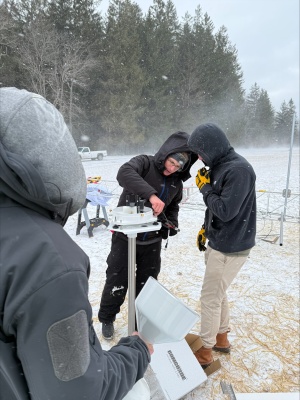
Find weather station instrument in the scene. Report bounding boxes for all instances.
[110,194,161,335]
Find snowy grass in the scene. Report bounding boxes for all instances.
[64,146,299,399]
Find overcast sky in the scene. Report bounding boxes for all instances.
[99,0,299,114]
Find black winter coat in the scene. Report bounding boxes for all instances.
[116,131,198,244]
[0,143,150,400]
[188,123,256,253]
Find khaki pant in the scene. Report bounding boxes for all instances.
[200,244,250,348]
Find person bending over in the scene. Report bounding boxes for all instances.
[98,132,198,339]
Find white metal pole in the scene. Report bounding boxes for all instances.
[110,205,160,335]
[279,212,284,246]
[127,234,137,335]
[283,113,296,221]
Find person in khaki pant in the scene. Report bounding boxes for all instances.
[188,123,256,369]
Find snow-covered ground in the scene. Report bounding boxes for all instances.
[64,146,300,399]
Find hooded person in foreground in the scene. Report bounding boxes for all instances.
[98,132,198,340]
[0,87,152,400]
[188,123,256,369]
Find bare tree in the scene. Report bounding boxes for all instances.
[14,20,55,97]
[54,37,99,132]
[11,17,99,125]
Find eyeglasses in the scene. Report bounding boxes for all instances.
[167,158,182,170]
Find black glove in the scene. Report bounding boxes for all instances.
[158,213,178,240]
[196,224,206,251]
[195,167,210,190]
[161,225,178,239]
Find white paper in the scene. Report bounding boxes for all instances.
[150,339,207,400]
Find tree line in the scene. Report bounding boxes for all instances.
[0,0,298,153]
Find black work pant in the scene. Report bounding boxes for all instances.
[98,233,162,323]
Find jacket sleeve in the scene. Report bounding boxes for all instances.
[117,155,157,200]
[6,254,150,400]
[163,182,183,227]
[201,167,255,222]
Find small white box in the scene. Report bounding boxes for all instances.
[150,338,207,400]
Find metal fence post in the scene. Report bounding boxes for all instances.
[283,113,296,221]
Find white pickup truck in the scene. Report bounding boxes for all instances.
[78,147,108,161]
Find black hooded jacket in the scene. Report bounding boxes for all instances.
[116,131,198,244]
[188,123,256,253]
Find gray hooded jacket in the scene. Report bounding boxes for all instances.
[0,88,150,400]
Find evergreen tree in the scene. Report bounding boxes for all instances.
[255,89,275,145]
[188,8,216,126]
[3,0,49,27]
[139,0,180,148]
[94,0,146,153]
[173,9,208,131]
[0,2,22,88]
[244,83,261,146]
[1,0,298,151]
[208,25,244,138]
[275,99,298,145]
[174,8,244,138]
[46,0,102,42]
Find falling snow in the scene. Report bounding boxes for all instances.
[64,146,299,399]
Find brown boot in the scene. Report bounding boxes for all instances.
[212,331,231,353]
[194,347,213,369]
